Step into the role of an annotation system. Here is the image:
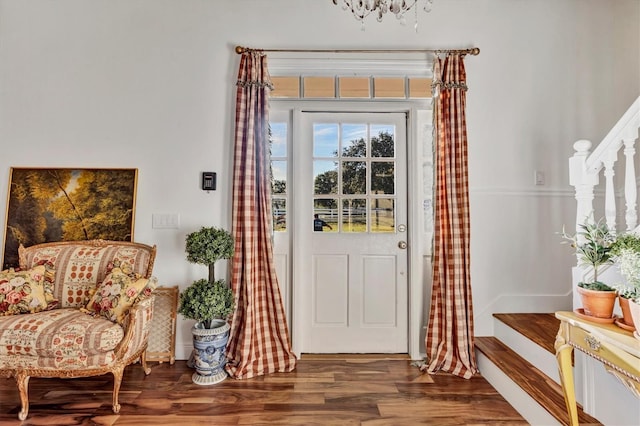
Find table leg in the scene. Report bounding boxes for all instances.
[555,323,579,426]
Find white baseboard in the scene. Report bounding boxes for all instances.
[176,344,191,361]
[474,293,573,336]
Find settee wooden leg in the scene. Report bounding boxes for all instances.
[141,350,151,375]
[111,367,124,413]
[15,371,30,421]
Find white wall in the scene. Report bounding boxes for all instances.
[0,0,638,358]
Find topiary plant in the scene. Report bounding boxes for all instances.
[185,226,234,284]
[178,278,234,328]
[179,226,235,329]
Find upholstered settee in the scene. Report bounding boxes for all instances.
[0,239,157,420]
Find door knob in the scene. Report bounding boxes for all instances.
[398,241,407,249]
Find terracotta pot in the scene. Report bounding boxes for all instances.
[629,299,640,339]
[576,286,617,318]
[618,295,635,327]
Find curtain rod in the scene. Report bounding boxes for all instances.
[235,46,480,56]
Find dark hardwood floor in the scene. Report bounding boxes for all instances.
[0,355,527,425]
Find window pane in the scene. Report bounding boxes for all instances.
[371,198,395,233]
[273,198,287,231]
[271,160,287,194]
[341,124,367,157]
[371,125,395,158]
[409,77,432,98]
[314,199,338,232]
[270,122,287,157]
[373,77,405,98]
[271,76,300,98]
[303,77,335,98]
[342,199,367,233]
[339,77,370,98]
[314,161,338,195]
[371,161,394,195]
[342,161,366,195]
[313,123,339,157]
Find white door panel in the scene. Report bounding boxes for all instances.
[312,254,348,325]
[362,255,397,325]
[297,112,408,353]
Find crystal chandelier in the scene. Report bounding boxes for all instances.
[332,0,434,28]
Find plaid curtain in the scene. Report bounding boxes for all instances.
[424,53,477,379]
[225,50,297,379]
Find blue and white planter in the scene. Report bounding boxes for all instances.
[188,320,231,385]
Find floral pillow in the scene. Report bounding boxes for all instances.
[0,263,58,316]
[84,266,156,324]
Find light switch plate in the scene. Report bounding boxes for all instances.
[152,213,180,229]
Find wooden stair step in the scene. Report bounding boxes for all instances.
[475,336,601,426]
[493,313,559,354]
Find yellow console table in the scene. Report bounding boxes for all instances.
[555,311,640,426]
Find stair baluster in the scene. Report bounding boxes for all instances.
[569,139,597,242]
[623,137,637,230]
[603,142,621,233]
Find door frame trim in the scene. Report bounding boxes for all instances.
[273,100,430,360]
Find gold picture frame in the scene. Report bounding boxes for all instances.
[2,167,138,269]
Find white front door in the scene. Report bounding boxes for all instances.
[295,112,408,353]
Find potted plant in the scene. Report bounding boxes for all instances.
[178,226,235,385]
[609,233,640,331]
[561,218,617,319]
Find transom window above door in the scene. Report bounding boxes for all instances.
[312,121,397,233]
[270,76,432,99]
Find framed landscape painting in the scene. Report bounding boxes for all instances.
[2,167,138,269]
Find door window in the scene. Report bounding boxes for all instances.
[312,122,397,233]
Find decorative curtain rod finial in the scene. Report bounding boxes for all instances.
[235,46,265,55]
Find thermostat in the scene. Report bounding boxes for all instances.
[202,172,216,190]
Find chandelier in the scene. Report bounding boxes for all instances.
[332,0,434,29]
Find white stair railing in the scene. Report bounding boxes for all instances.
[570,96,640,236]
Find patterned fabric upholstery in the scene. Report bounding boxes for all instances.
[0,308,123,369]
[1,240,157,420]
[122,295,155,361]
[85,267,157,324]
[0,264,57,315]
[19,242,154,308]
